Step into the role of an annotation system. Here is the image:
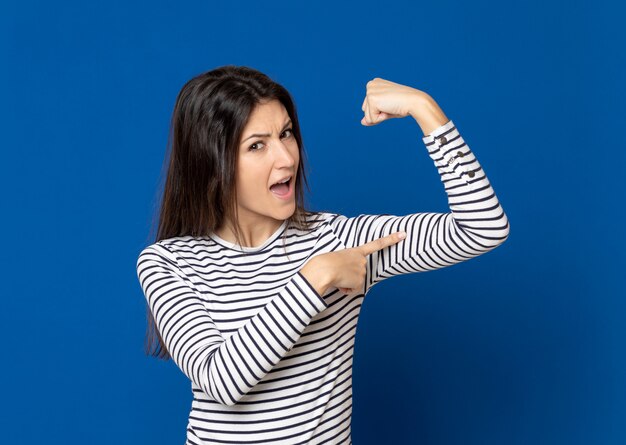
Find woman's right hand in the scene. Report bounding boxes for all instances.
[300,231,407,296]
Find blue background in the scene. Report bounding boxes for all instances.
[2,0,624,444]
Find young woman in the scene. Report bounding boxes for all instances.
[136,65,510,445]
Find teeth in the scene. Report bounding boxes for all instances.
[276,177,291,185]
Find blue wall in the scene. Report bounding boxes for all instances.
[1,0,624,443]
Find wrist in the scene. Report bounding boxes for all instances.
[300,257,333,296]
[408,94,449,136]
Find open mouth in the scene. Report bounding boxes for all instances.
[269,176,292,197]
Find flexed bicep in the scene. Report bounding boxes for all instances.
[326,119,509,294]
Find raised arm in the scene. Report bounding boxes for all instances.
[329,80,510,294]
[136,244,327,406]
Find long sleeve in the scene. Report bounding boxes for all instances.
[136,243,328,406]
[327,119,510,294]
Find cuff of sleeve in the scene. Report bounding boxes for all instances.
[295,271,328,312]
[268,272,328,339]
[420,119,479,189]
[422,119,456,151]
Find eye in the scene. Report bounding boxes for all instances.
[248,128,293,152]
[248,141,264,152]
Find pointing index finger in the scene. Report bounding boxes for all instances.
[358,231,407,256]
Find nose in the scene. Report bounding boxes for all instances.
[272,140,296,168]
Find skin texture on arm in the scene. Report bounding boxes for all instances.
[409,93,450,136]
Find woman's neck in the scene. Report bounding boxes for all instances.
[214,218,284,248]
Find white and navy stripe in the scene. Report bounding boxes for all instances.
[136,119,509,444]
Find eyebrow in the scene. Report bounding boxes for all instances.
[241,119,292,143]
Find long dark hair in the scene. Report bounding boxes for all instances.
[144,65,320,360]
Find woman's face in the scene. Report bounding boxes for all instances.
[235,99,299,227]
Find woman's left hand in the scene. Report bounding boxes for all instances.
[361,77,450,135]
[360,77,427,126]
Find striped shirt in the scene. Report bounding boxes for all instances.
[136,119,510,445]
